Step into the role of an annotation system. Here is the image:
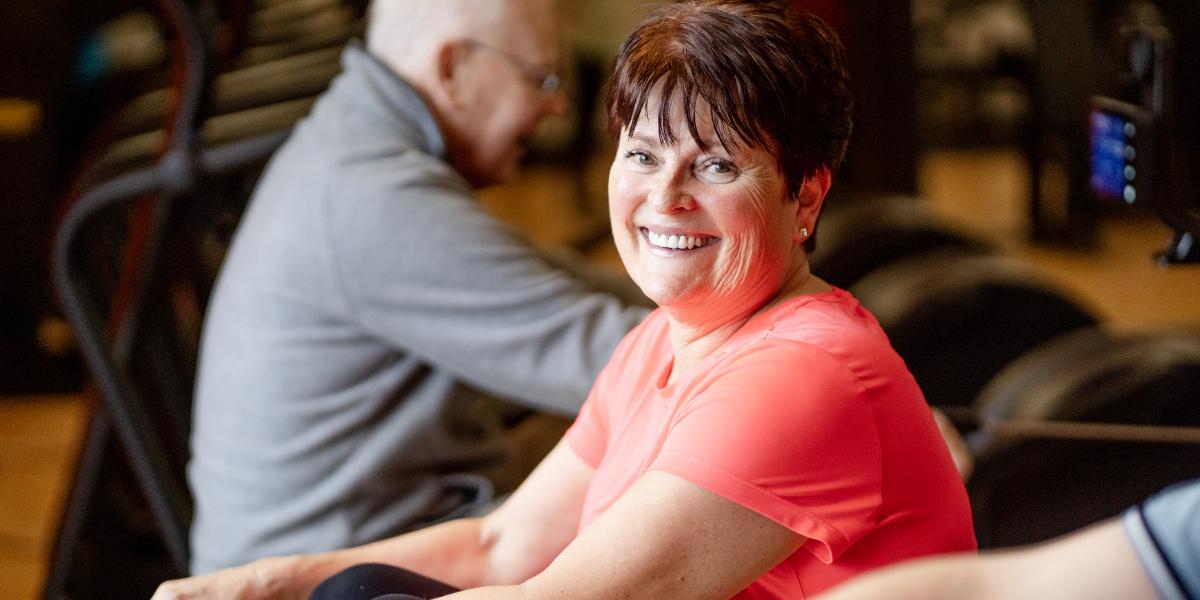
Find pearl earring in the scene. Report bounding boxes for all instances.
[800,227,809,239]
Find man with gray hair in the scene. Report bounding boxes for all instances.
[187,0,647,574]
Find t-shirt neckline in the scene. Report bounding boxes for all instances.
[652,288,847,395]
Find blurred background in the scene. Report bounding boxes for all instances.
[2,0,1199,598]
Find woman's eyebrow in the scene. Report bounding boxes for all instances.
[629,129,728,153]
[627,132,660,147]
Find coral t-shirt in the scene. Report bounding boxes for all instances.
[565,288,976,599]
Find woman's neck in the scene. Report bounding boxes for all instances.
[662,262,829,383]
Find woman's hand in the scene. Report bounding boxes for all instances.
[151,557,297,600]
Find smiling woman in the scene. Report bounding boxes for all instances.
[559,5,976,597]
[608,112,813,333]
[152,3,974,599]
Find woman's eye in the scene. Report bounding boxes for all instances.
[624,150,656,167]
[700,159,738,181]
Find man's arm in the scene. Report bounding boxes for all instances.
[814,518,1159,600]
[151,441,594,599]
[329,177,648,413]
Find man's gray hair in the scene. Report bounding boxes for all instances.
[366,0,510,68]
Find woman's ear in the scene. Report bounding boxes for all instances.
[794,167,832,243]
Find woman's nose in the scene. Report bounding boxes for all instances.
[648,173,696,213]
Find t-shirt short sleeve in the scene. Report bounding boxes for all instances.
[565,371,611,469]
[650,341,883,563]
[1122,478,1200,600]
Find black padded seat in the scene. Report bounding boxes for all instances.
[114,46,342,137]
[810,194,995,289]
[849,251,1099,409]
[236,17,363,66]
[966,326,1200,548]
[86,97,316,186]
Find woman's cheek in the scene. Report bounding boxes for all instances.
[710,203,786,299]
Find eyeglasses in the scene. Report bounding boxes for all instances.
[464,39,561,94]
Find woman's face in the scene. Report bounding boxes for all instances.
[608,93,813,321]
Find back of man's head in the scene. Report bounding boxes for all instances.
[364,0,565,188]
[367,0,552,77]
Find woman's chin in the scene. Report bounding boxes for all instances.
[636,280,705,312]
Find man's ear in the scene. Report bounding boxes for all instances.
[794,167,832,243]
[432,39,469,110]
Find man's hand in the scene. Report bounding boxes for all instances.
[151,558,296,600]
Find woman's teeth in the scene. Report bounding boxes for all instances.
[646,230,712,250]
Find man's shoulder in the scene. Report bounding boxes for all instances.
[263,116,471,206]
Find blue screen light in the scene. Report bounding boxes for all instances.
[1090,110,1136,204]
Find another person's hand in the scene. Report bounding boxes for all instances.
[931,408,974,481]
[151,558,295,600]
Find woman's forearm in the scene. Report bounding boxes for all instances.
[312,517,494,589]
[156,441,596,600]
[153,517,494,600]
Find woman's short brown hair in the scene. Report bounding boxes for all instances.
[606,0,853,199]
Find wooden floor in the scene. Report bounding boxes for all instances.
[0,396,86,600]
[2,148,1197,599]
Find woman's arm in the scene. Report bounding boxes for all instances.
[444,470,806,600]
[150,518,490,600]
[151,440,594,599]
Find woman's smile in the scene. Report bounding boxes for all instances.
[640,227,719,254]
[608,104,804,316]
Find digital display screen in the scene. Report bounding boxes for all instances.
[1089,108,1140,205]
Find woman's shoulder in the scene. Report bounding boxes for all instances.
[727,288,912,390]
[751,289,885,349]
